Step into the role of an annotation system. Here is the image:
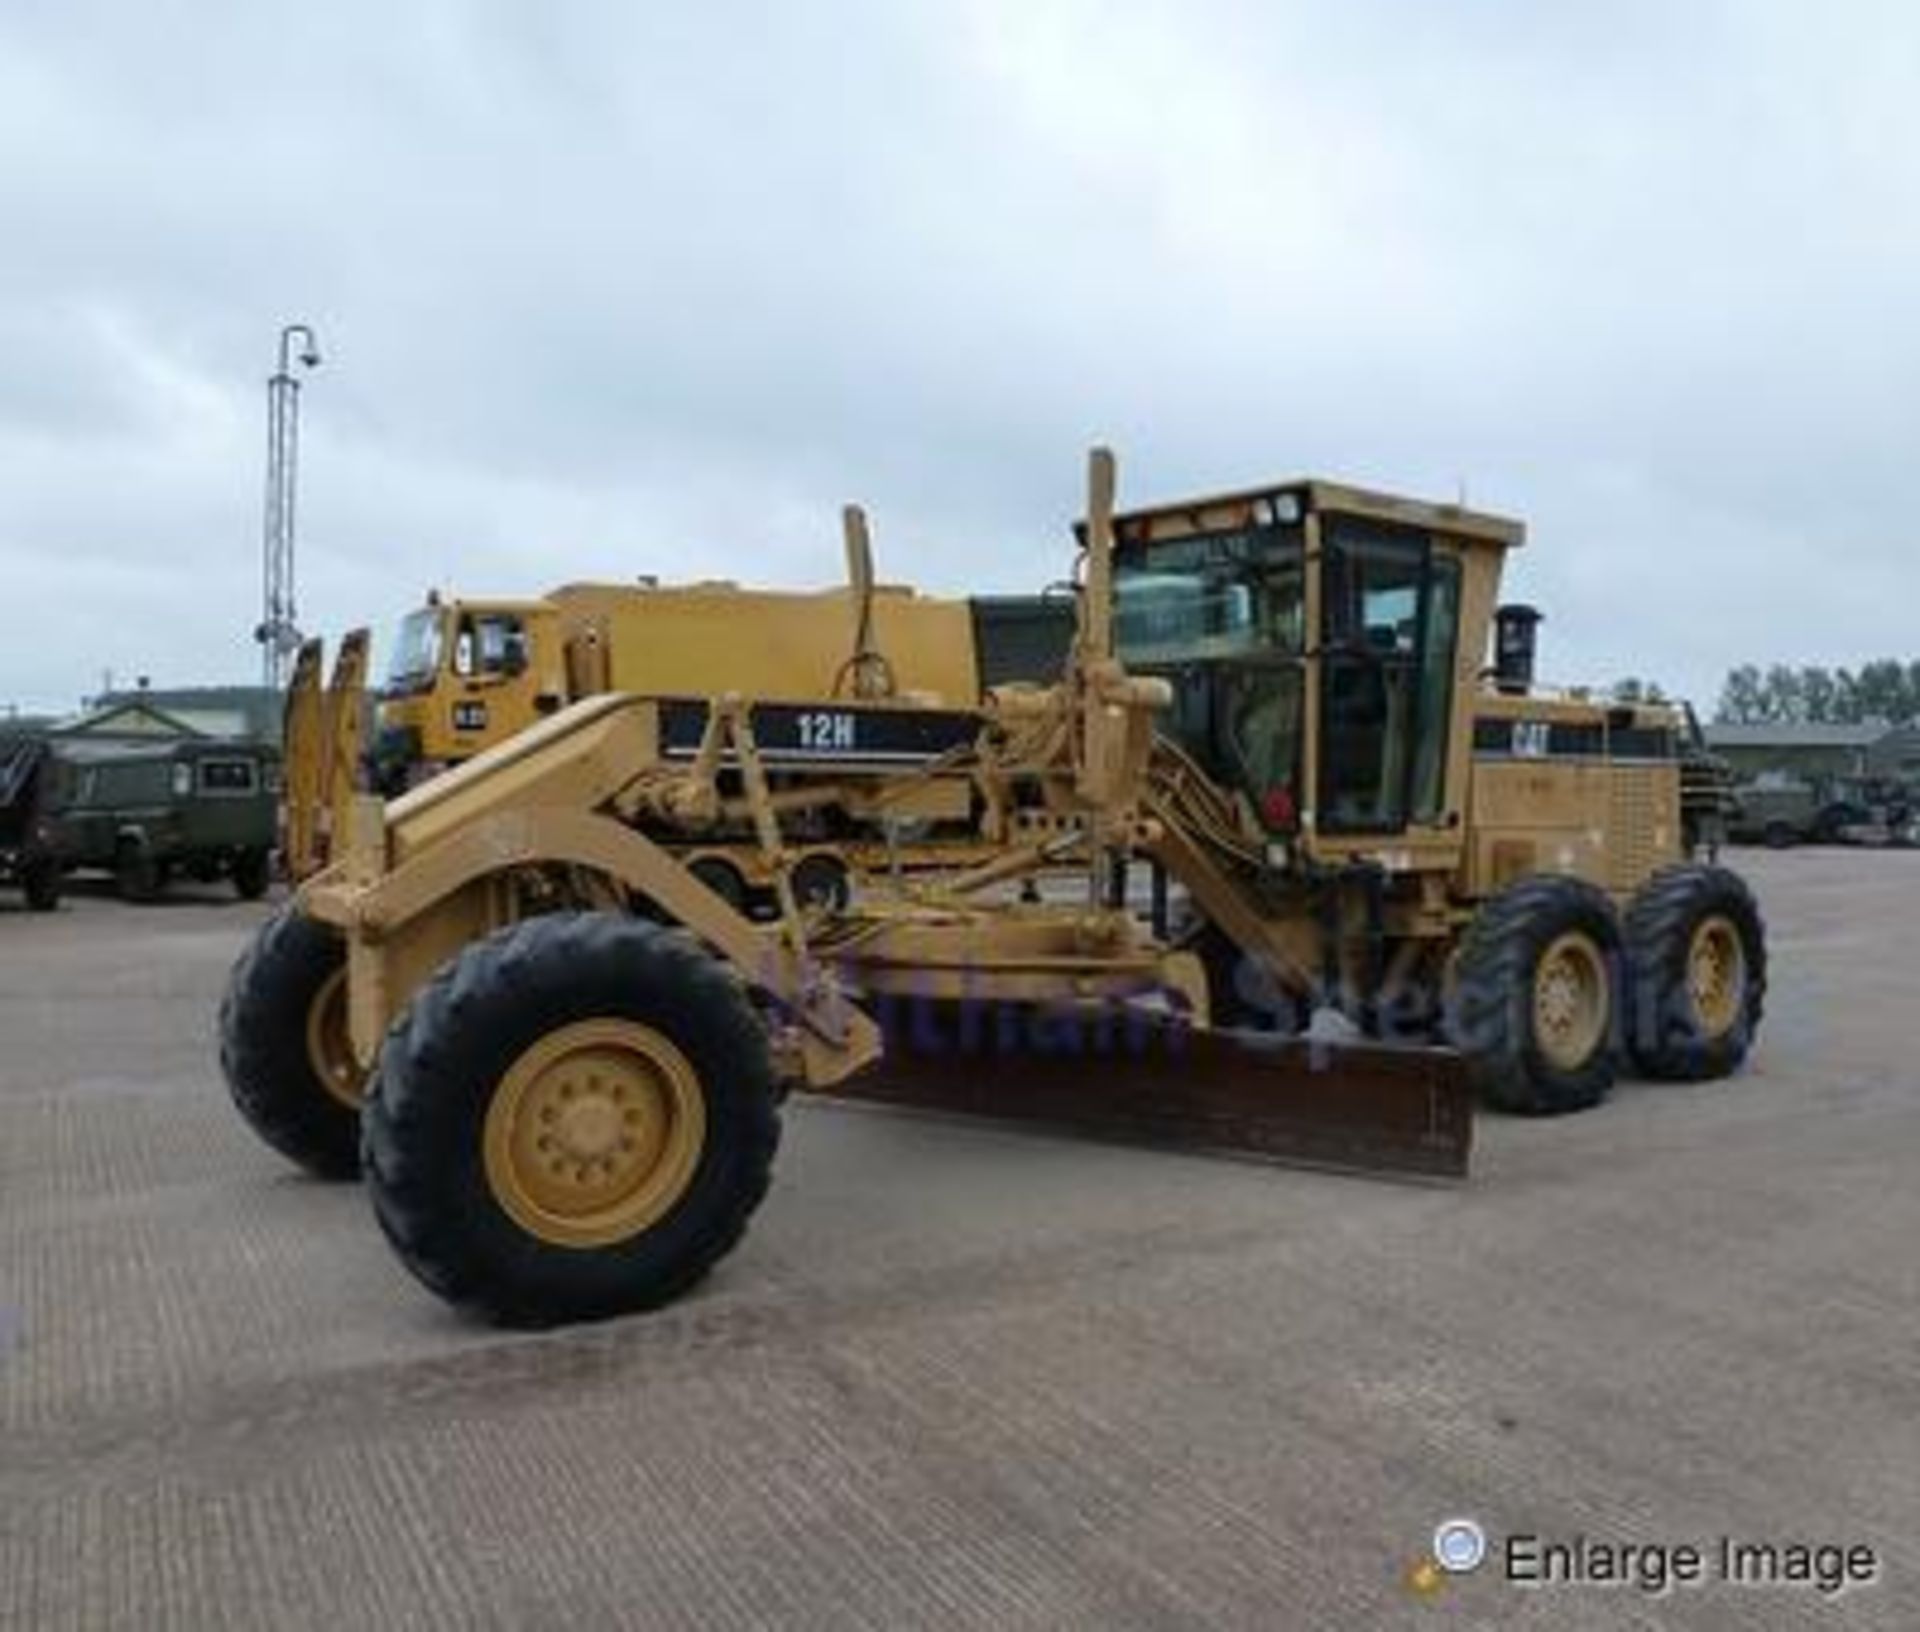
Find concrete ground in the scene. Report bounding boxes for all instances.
[1,852,1915,1630]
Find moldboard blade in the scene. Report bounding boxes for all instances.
[809,1010,1472,1180]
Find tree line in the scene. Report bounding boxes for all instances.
[1714,661,1920,726]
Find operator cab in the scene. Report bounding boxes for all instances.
[1112,481,1510,838]
[1113,498,1308,831]
[383,601,530,696]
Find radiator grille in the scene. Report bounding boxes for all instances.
[1608,766,1661,890]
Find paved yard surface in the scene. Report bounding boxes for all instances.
[2,853,1916,1629]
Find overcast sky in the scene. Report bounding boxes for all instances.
[2,1,1915,713]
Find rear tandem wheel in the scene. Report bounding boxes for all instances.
[1624,863,1766,1081]
[1447,874,1625,1115]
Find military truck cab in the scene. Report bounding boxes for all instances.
[50,738,279,901]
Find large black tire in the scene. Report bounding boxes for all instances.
[1762,820,1796,850]
[21,858,60,912]
[1447,874,1624,1115]
[362,913,780,1327]
[219,905,362,1179]
[232,848,272,901]
[1625,864,1766,1081]
[116,840,163,903]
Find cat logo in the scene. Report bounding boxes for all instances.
[1512,720,1551,758]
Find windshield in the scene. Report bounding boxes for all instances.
[385,608,445,690]
[1114,525,1306,827]
[1114,527,1304,664]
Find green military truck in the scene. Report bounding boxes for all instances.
[1729,773,1918,849]
[1727,777,1823,848]
[49,737,278,902]
[0,731,65,910]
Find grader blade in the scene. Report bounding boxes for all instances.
[815,1016,1472,1179]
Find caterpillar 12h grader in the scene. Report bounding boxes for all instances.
[221,449,1764,1327]
[279,525,1073,903]
[358,573,1067,794]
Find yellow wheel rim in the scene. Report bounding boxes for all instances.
[306,966,364,1110]
[482,1019,707,1249]
[1687,914,1745,1039]
[1533,931,1609,1072]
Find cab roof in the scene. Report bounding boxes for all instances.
[1104,478,1525,551]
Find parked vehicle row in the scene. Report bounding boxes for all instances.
[1728,774,1917,849]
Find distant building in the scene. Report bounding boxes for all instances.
[61,686,282,744]
[56,699,204,740]
[1870,725,1920,782]
[1706,721,1915,784]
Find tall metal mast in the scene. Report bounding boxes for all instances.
[257,323,322,688]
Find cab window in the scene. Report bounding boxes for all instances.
[199,758,259,795]
[1410,561,1460,821]
[453,614,529,679]
[1115,521,1308,831]
[1318,519,1460,832]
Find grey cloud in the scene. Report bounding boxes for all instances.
[1,1,1917,711]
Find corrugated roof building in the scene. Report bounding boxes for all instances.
[1705,721,1906,781]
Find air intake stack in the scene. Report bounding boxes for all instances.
[1493,604,1542,695]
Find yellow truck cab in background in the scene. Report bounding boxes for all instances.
[372,580,1056,793]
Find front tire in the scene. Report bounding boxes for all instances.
[1448,875,1624,1115]
[1625,864,1766,1080]
[21,857,60,912]
[232,848,272,900]
[362,913,780,1327]
[219,905,363,1178]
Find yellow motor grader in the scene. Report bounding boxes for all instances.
[220,449,1763,1327]
[276,513,1075,907]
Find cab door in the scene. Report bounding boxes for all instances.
[448,610,540,751]
[1314,517,1462,836]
